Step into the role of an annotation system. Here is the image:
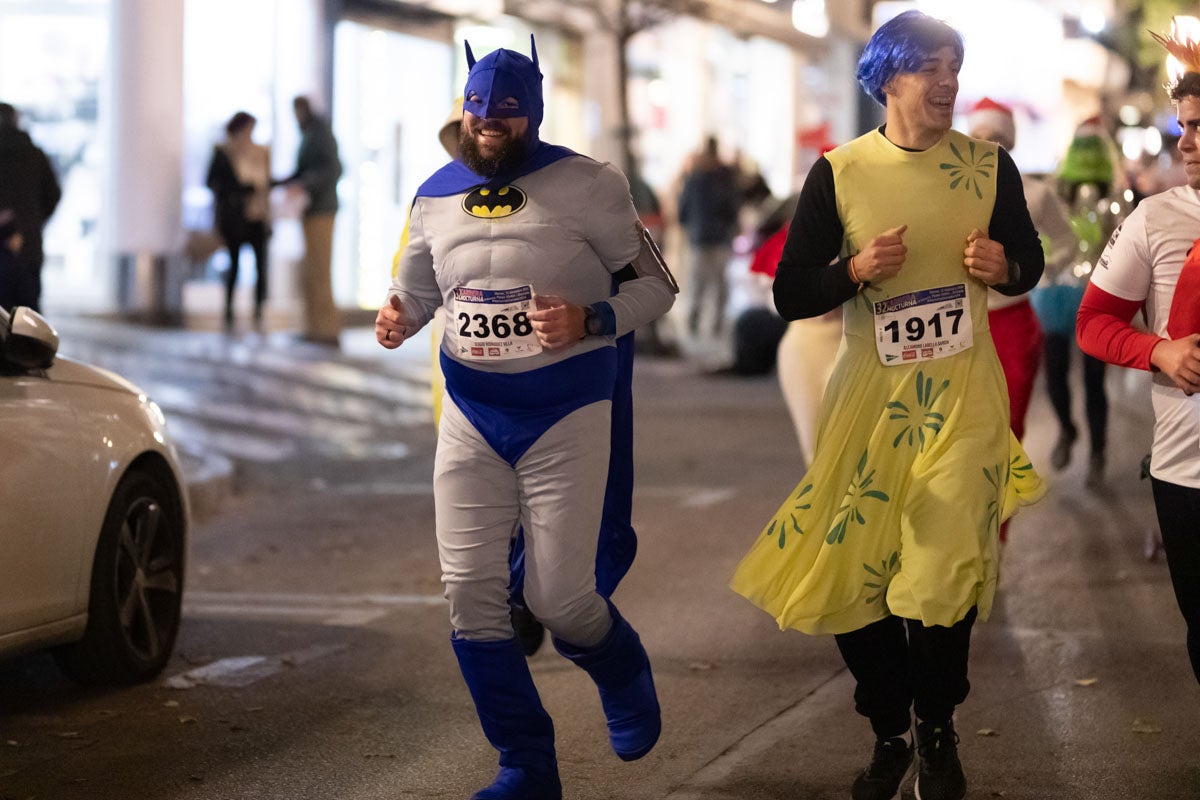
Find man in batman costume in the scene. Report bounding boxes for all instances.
[376,38,676,800]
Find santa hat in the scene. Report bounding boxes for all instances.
[967,97,1015,149]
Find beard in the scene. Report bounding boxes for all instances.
[459,125,529,177]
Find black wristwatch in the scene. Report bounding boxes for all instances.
[583,305,604,337]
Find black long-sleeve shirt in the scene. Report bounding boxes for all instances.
[773,136,1045,320]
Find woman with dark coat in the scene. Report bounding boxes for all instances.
[206,111,271,328]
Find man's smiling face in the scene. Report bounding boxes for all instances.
[458,107,530,177]
[885,45,961,139]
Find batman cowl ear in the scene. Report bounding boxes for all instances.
[465,40,476,69]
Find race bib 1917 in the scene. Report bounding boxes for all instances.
[874,284,973,366]
[451,285,542,361]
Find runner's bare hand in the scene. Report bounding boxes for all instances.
[529,295,585,352]
[964,228,1009,286]
[376,294,413,349]
[1151,334,1200,395]
[851,225,907,284]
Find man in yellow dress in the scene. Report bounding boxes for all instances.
[730,11,1045,800]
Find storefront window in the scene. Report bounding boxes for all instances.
[0,0,109,312]
[628,19,797,197]
[182,0,290,311]
[331,21,452,309]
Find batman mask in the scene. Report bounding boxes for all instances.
[462,36,544,143]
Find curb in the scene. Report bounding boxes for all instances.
[177,447,235,522]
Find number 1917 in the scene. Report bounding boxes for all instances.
[883,308,963,343]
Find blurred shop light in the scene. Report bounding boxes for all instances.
[457,24,514,52]
[1062,37,1123,89]
[647,79,669,108]
[1145,126,1163,157]
[1119,126,1163,160]
[1080,6,1106,35]
[1118,104,1141,126]
[792,0,829,38]
[1119,129,1141,160]
[1164,16,1200,85]
[425,0,502,18]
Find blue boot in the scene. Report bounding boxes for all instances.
[451,636,562,800]
[553,602,661,761]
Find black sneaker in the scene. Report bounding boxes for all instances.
[510,605,545,656]
[1049,427,1077,470]
[851,736,913,800]
[914,721,966,800]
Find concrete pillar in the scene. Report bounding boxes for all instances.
[581,0,623,167]
[108,0,186,324]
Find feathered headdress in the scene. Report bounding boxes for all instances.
[1150,19,1200,86]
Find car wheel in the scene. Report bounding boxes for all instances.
[53,468,185,685]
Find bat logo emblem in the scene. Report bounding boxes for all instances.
[463,185,527,219]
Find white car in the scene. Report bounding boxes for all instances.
[0,306,188,684]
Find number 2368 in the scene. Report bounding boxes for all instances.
[457,311,534,339]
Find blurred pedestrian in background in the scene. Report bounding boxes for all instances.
[1077,30,1200,686]
[967,98,1072,444]
[0,209,28,311]
[206,110,272,330]
[1031,116,1124,489]
[376,38,673,799]
[748,218,839,462]
[0,102,61,313]
[628,166,677,356]
[731,11,1045,800]
[277,95,342,346]
[743,154,840,466]
[968,98,1077,542]
[678,135,740,336]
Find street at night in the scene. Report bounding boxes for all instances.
[1,317,1196,799]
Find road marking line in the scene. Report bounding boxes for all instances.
[182,590,446,626]
[165,656,270,689]
[636,486,738,508]
[185,591,445,606]
[164,644,347,689]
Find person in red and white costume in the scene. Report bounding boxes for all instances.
[967,98,1077,444]
[968,98,1077,542]
[1076,57,1200,686]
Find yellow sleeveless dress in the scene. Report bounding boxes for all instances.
[730,129,1045,636]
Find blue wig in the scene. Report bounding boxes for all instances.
[856,10,964,107]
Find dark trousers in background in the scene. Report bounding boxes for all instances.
[222,220,269,323]
[1044,332,1108,455]
[0,251,36,312]
[1149,477,1200,686]
[834,607,978,739]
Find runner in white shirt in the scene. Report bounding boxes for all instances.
[1077,58,1200,687]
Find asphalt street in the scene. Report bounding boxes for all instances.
[0,314,1196,800]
